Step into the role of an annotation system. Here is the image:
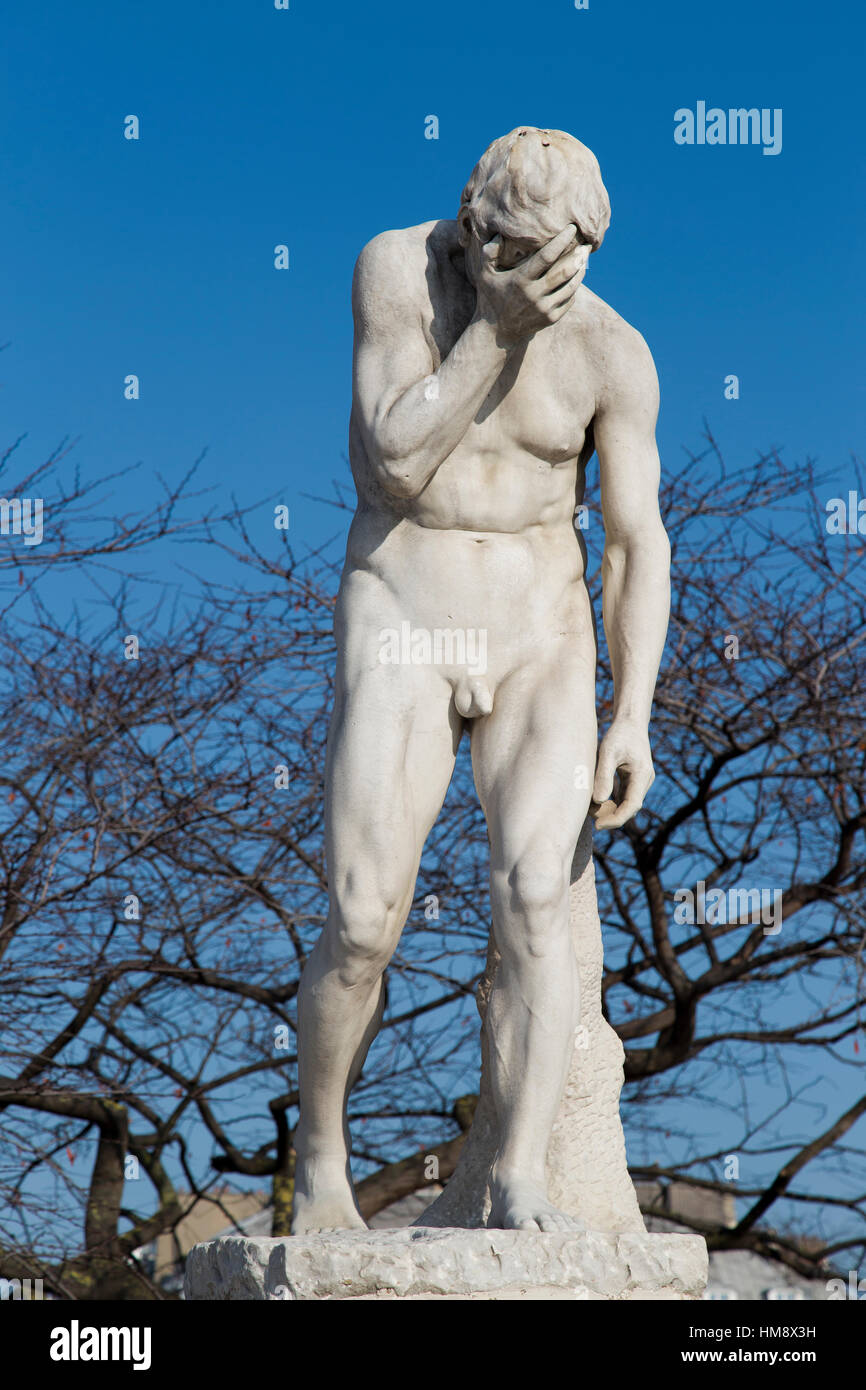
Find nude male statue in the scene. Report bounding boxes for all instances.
[292,127,671,1234]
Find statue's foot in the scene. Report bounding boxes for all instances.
[488,1169,585,1234]
[290,1153,368,1235]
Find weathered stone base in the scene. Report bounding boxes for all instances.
[184,1227,708,1301]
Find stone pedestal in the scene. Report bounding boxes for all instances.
[184,1228,708,1301]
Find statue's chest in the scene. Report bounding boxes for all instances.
[486,334,590,448]
[429,323,592,465]
[421,266,596,462]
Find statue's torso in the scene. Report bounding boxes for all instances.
[339,220,624,656]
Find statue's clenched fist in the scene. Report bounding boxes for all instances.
[591,719,656,830]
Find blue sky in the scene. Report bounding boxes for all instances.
[3,0,864,560]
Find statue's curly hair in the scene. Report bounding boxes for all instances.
[459,127,611,253]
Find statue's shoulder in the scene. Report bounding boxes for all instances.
[353,221,443,293]
[575,286,658,397]
[576,286,650,352]
[352,222,456,330]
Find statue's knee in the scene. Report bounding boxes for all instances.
[330,896,402,987]
[511,847,568,915]
[504,848,570,955]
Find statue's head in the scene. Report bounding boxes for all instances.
[457,127,610,274]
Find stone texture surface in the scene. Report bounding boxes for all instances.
[420,821,645,1234]
[184,1227,707,1302]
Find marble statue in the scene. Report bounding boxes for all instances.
[291,127,671,1236]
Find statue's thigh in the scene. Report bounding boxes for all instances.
[470,647,597,870]
[325,661,461,898]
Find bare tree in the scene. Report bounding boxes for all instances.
[592,434,866,1276]
[1,432,863,1298]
